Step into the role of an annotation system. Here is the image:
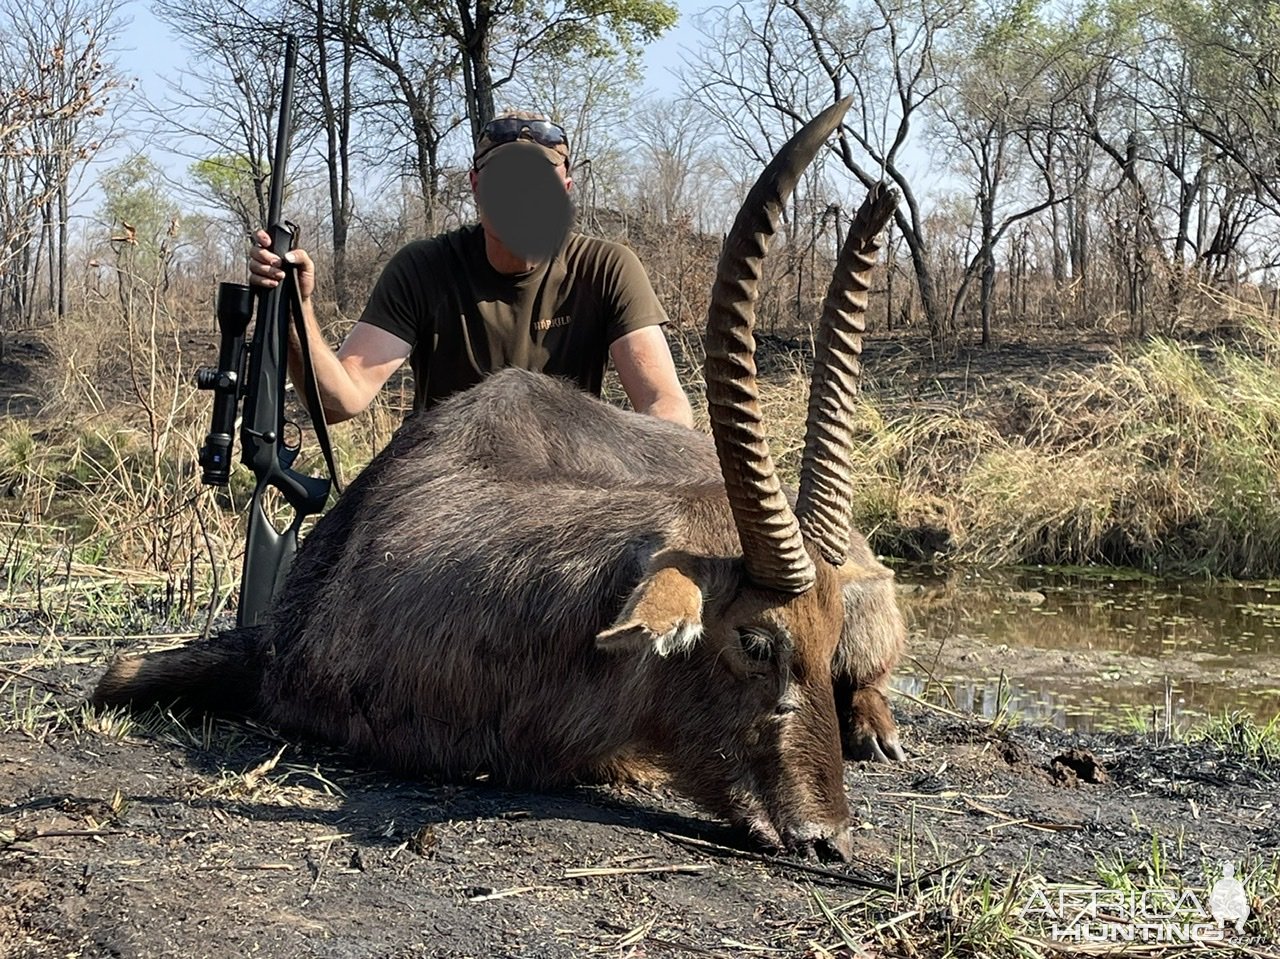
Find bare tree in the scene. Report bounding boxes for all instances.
[623,97,717,225]
[308,0,358,313]
[1018,35,1105,294]
[1139,1,1279,291]
[146,1,305,234]
[1160,0,1280,220]
[685,0,965,342]
[0,0,123,329]
[929,3,1065,345]
[319,8,465,240]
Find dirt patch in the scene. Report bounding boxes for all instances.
[0,331,51,418]
[1,658,1276,958]
[1048,748,1108,786]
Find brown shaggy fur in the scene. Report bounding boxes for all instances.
[94,370,904,856]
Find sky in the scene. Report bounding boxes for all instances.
[90,0,947,235]
[114,0,712,98]
[78,0,715,224]
[115,0,712,90]
[639,1,714,97]
[108,0,713,151]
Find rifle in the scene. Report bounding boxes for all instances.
[196,35,336,627]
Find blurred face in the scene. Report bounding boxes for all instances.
[470,143,574,261]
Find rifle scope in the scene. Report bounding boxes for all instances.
[196,282,256,485]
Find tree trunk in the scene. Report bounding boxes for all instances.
[42,203,55,317]
[891,205,945,345]
[979,188,996,347]
[884,220,895,333]
[58,183,68,318]
[980,248,995,347]
[315,0,355,313]
[1050,201,1066,285]
[458,0,495,137]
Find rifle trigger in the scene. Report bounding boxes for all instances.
[284,220,302,250]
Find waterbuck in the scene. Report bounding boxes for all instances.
[93,98,906,860]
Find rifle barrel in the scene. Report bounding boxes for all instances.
[267,36,296,229]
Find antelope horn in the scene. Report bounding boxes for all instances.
[705,98,853,593]
[795,183,899,565]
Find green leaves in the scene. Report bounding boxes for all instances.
[189,155,270,235]
[96,155,176,263]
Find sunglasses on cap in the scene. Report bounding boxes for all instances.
[478,117,570,154]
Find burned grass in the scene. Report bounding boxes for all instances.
[3,289,1280,956]
[1,648,1277,958]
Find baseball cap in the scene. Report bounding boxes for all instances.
[473,111,571,171]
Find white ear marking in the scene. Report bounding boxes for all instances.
[653,621,704,657]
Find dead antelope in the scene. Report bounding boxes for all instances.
[94,98,905,860]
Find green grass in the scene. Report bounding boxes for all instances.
[0,685,75,741]
[804,831,1278,957]
[1191,710,1280,766]
[1112,706,1280,765]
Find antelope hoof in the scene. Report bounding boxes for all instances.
[783,824,854,863]
[841,686,906,763]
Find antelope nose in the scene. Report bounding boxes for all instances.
[814,828,854,863]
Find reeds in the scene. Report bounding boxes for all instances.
[713,297,1280,577]
[5,277,1280,630]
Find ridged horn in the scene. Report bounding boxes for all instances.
[704,97,853,593]
[795,182,899,565]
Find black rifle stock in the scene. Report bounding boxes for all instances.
[197,34,332,627]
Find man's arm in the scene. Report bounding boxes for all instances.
[302,317,411,423]
[250,230,410,423]
[611,326,695,428]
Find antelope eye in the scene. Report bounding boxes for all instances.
[736,627,774,662]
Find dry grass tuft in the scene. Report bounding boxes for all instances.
[7,276,1280,624]
[620,298,1280,576]
[0,264,408,630]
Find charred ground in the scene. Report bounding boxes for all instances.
[2,325,1278,956]
[1,655,1276,958]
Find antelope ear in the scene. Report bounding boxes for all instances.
[597,560,704,657]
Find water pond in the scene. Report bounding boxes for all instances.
[892,566,1280,732]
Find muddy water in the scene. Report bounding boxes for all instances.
[891,566,1280,732]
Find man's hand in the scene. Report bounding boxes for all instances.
[248,228,316,301]
[244,225,411,424]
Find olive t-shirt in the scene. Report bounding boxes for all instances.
[358,224,669,411]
